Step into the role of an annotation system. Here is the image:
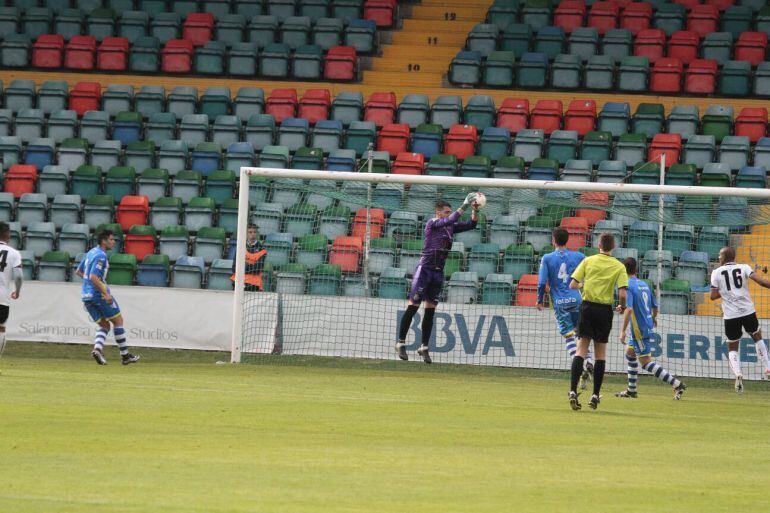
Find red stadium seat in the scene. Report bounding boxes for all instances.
[377,123,411,155]
[650,57,683,93]
[444,124,478,160]
[97,37,129,71]
[32,34,65,69]
[124,229,156,261]
[649,133,682,166]
[705,0,735,11]
[684,58,717,94]
[330,236,364,273]
[634,28,666,63]
[64,35,96,70]
[587,1,619,35]
[69,82,101,117]
[496,98,529,133]
[266,88,298,123]
[575,191,608,227]
[392,152,424,175]
[560,217,589,250]
[183,13,214,46]
[364,92,397,128]
[3,165,38,198]
[553,0,587,34]
[161,39,194,73]
[667,30,700,65]
[351,208,384,239]
[298,89,331,125]
[116,195,150,231]
[620,2,653,36]
[735,107,769,143]
[324,46,357,81]
[364,0,397,28]
[564,99,596,136]
[530,99,563,135]
[687,5,719,38]
[514,274,539,306]
[735,32,768,67]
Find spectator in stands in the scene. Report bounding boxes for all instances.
[231,224,267,291]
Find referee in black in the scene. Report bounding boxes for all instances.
[568,233,629,411]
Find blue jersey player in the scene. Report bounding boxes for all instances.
[75,229,140,366]
[616,258,685,399]
[396,193,479,363]
[536,228,594,389]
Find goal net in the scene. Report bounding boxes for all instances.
[231,161,770,381]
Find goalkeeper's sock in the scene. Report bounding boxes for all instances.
[114,326,129,356]
[643,361,681,388]
[421,308,436,348]
[93,327,108,352]
[592,359,606,396]
[626,354,639,393]
[563,332,577,358]
[398,304,419,342]
[728,350,743,377]
[754,340,770,371]
[570,355,584,394]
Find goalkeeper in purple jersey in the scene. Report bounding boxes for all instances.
[396,193,479,363]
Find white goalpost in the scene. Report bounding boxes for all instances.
[231,163,770,382]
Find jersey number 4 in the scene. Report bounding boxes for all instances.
[721,268,743,290]
[0,250,8,272]
[558,262,569,284]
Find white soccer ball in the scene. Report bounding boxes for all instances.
[472,192,487,210]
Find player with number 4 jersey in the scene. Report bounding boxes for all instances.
[536,228,593,388]
[710,246,770,392]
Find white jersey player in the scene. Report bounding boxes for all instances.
[0,222,23,362]
[710,246,770,392]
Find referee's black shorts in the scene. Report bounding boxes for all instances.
[577,301,614,344]
[724,312,760,342]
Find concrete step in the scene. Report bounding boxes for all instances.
[400,19,477,33]
[390,31,467,47]
[411,6,490,21]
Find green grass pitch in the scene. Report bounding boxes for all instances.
[0,342,767,513]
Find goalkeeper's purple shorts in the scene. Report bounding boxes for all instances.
[409,265,444,304]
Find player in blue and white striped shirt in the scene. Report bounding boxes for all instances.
[536,228,593,388]
[616,258,686,399]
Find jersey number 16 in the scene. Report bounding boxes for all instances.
[721,268,743,290]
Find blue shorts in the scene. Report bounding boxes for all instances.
[83,296,121,323]
[410,265,443,304]
[554,304,580,336]
[629,337,653,357]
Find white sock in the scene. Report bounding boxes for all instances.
[755,341,770,371]
[728,350,742,377]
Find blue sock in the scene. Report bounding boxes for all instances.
[564,333,577,358]
[93,327,108,352]
[114,327,128,356]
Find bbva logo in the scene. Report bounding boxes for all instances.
[396,310,515,356]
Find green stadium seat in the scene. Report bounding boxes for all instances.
[546,130,578,165]
[69,165,102,198]
[601,28,632,62]
[522,0,552,31]
[488,0,520,30]
[459,155,492,178]
[535,26,565,60]
[719,60,752,97]
[315,205,347,241]
[627,221,658,255]
[580,131,612,167]
[150,197,182,231]
[313,17,343,50]
[185,196,216,232]
[274,262,307,295]
[194,226,226,264]
[702,32,733,65]
[264,232,292,268]
[38,250,70,282]
[344,120,376,156]
[104,166,136,202]
[665,163,697,186]
[697,226,729,261]
[662,224,694,259]
[683,135,716,169]
[516,52,549,88]
[653,4,685,36]
[523,215,554,252]
[293,44,325,79]
[701,162,732,187]
[308,263,341,296]
[482,273,514,305]
[159,224,189,261]
[294,233,326,270]
[464,95,496,131]
[248,15,278,48]
[227,42,258,76]
[483,51,515,87]
[753,62,770,97]
[258,145,291,168]
[87,8,117,41]
[569,27,599,61]
[641,249,673,283]
[618,56,649,92]
[551,54,581,89]
[129,35,161,72]
[631,103,664,140]
[171,169,202,204]
[501,23,532,58]
[446,271,479,305]
[23,7,53,40]
[675,250,709,289]
[194,41,226,75]
[467,243,500,279]
[680,195,712,225]
[1,34,31,68]
[597,102,630,138]
[107,253,137,286]
[721,6,753,38]
[660,279,690,314]
[376,267,407,299]
[616,134,647,168]
[260,43,291,78]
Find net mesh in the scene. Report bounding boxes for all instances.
[238,168,770,382]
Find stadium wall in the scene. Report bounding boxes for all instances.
[9,285,768,379]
